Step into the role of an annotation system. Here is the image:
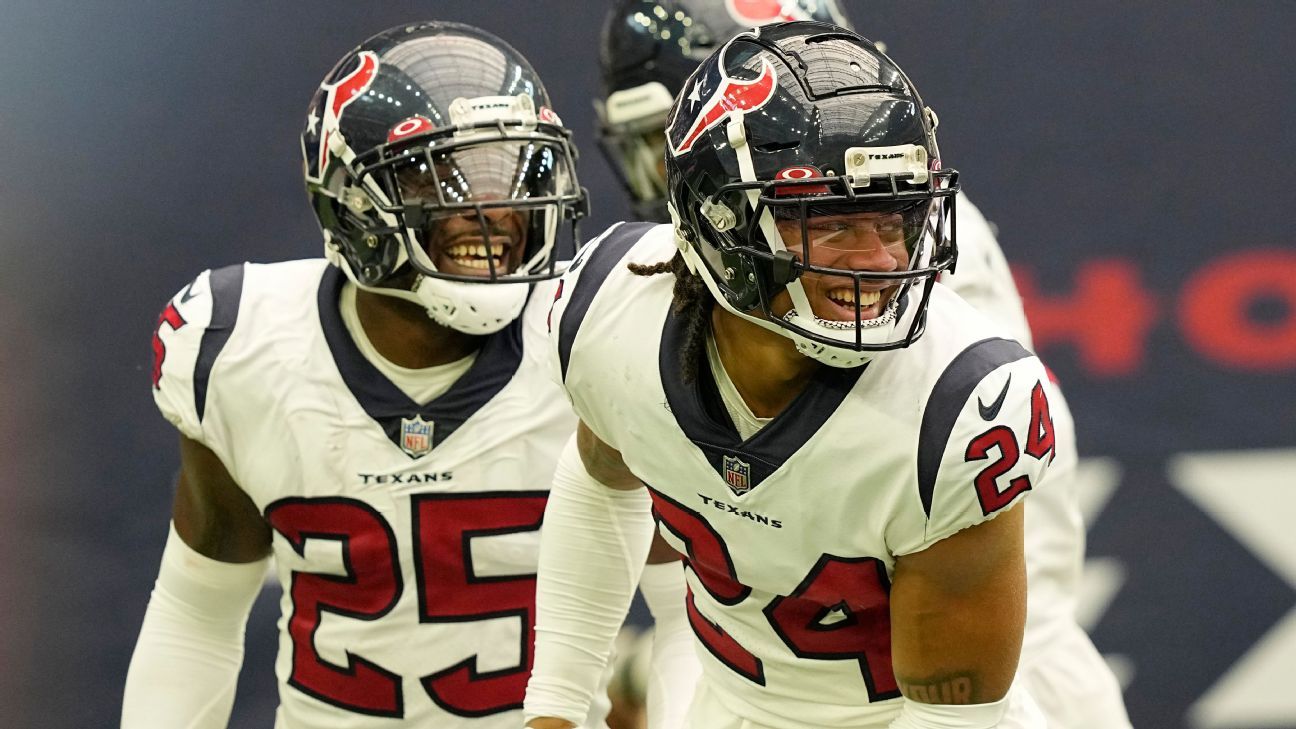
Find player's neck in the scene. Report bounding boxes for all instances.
[710,307,819,419]
[354,286,483,369]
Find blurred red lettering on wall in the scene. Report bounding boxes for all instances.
[1013,250,1296,376]
[1179,249,1296,371]
[1014,260,1159,377]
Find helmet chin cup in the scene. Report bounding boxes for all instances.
[341,266,526,336]
[781,294,910,368]
[411,275,527,334]
[791,337,873,369]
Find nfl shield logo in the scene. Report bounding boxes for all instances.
[400,415,434,458]
[722,455,752,496]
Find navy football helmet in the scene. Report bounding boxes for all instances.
[665,21,959,365]
[303,22,588,334]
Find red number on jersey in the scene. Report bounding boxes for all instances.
[413,492,548,717]
[266,499,404,716]
[965,378,1055,515]
[965,426,1031,515]
[265,492,548,719]
[650,489,898,695]
[1024,381,1057,461]
[649,489,764,684]
[764,555,900,701]
[151,301,187,389]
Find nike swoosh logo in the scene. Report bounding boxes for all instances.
[978,373,1013,421]
[178,280,202,304]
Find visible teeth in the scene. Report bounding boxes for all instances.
[455,257,504,270]
[445,243,506,258]
[785,297,900,329]
[445,242,507,271]
[826,288,881,307]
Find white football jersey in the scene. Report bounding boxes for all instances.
[549,224,1057,728]
[151,259,590,729]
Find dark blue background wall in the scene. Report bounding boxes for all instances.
[1,2,1292,727]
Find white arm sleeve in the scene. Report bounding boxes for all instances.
[887,695,1009,729]
[638,561,701,729]
[524,433,656,726]
[121,524,269,729]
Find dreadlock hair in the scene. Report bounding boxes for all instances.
[627,251,713,383]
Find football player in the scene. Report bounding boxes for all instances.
[591,3,1131,728]
[124,22,686,729]
[526,21,1057,729]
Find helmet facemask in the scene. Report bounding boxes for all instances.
[663,22,961,366]
[302,24,590,335]
[765,197,936,337]
[679,135,959,366]
[325,100,587,334]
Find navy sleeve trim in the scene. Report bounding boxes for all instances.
[916,337,1032,518]
[194,264,246,422]
[557,222,655,381]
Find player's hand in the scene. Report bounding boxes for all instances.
[525,719,577,729]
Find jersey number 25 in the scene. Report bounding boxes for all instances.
[264,491,547,719]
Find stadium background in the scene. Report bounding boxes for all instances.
[1,1,1292,727]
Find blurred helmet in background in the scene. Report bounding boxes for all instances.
[597,0,850,221]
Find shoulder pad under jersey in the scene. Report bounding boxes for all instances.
[150,264,246,441]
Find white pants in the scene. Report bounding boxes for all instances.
[682,677,1049,729]
[1018,621,1133,729]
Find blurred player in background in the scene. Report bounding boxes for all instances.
[123,21,688,729]
[529,20,1056,729]
[591,3,1131,728]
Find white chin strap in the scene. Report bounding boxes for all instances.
[679,239,878,369]
[326,241,526,336]
[395,224,530,335]
[361,273,526,335]
[782,298,901,367]
[409,275,527,334]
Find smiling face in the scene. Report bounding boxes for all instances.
[421,206,529,277]
[769,208,918,323]
[396,161,530,278]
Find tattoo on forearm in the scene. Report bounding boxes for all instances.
[897,673,975,704]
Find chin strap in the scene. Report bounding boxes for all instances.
[725,114,818,328]
[333,265,526,336]
[326,129,413,276]
[410,274,528,335]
